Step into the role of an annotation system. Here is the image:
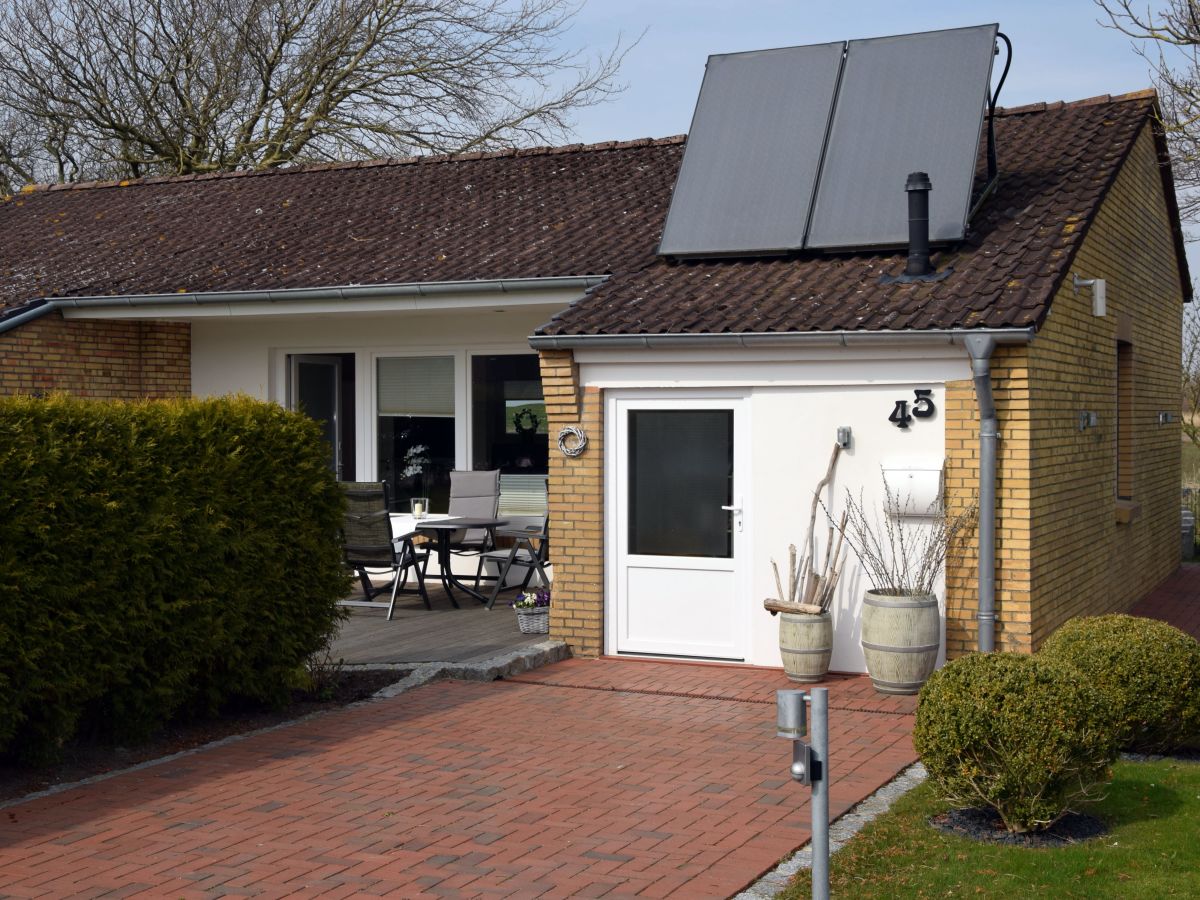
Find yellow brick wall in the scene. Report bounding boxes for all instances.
[1025,123,1183,648]
[945,123,1184,655]
[944,346,1034,656]
[0,311,191,399]
[538,349,605,655]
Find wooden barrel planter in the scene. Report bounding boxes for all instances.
[860,590,939,695]
[779,611,833,683]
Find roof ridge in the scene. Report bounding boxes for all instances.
[995,88,1156,117]
[8,134,689,198]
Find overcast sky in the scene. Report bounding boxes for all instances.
[565,0,1157,143]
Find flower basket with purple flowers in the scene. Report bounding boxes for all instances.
[512,588,550,634]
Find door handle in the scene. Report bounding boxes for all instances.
[721,498,744,533]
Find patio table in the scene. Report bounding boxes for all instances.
[416,517,509,607]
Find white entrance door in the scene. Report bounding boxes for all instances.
[610,395,748,660]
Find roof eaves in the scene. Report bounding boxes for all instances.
[527,326,1036,350]
[1146,108,1194,300]
[1022,103,1166,329]
[0,275,608,335]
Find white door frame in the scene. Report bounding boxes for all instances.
[604,388,752,660]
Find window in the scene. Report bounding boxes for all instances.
[628,409,733,558]
[289,353,355,480]
[1117,339,1133,501]
[470,355,548,476]
[377,356,455,511]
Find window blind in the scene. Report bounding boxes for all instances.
[377,356,455,417]
[499,474,549,515]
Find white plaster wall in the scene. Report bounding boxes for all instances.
[747,384,947,673]
[191,305,561,483]
[584,346,969,673]
[191,307,559,400]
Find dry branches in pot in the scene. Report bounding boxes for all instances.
[836,471,978,695]
[763,444,847,682]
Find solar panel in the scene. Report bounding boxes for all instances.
[658,24,998,258]
[806,24,997,250]
[656,43,844,257]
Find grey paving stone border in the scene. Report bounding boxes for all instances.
[733,762,928,899]
[0,640,569,811]
[372,640,570,697]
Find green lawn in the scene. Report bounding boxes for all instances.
[779,759,1200,899]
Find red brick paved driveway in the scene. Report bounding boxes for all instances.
[1131,563,1200,640]
[0,659,915,898]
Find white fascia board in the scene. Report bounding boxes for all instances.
[575,341,974,388]
[572,341,969,367]
[60,284,590,320]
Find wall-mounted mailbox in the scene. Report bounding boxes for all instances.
[881,459,944,516]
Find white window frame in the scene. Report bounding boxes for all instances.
[272,342,540,484]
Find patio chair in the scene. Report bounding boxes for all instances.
[477,514,551,609]
[497,473,549,516]
[445,469,501,557]
[339,481,431,619]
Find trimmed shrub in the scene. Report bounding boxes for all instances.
[913,652,1117,833]
[1040,614,1200,753]
[0,394,349,760]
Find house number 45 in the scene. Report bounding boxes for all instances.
[888,389,936,429]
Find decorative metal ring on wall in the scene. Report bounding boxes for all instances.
[557,426,588,458]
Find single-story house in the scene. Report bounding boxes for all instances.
[0,69,1188,672]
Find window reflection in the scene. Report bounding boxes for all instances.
[471,355,548,476]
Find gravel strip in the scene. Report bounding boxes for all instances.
[733,762,928,899]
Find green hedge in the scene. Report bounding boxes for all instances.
[0,395,349,760]
[1040,614,1200,753]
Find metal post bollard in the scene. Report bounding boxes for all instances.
[777,688,829,900]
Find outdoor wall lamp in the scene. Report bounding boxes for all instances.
[1072,273,1107,317]
[1079,411,1098,431]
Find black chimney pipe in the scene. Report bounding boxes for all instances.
[879,170,951,285]
[904,171,932,277]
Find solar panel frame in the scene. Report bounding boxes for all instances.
[656,42,846,257]
[804,24,998,250]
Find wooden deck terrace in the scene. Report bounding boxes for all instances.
[330,585,548,665]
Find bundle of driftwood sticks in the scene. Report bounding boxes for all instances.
[764,444,849,616]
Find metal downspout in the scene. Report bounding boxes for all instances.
[963,334,997,652]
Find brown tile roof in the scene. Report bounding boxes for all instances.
[0,137,685,315]
[0,90,1188,339]
[537,90,1190,338]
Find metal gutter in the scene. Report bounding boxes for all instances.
[528,326,1034,350]
[0,275,608,334]
[0,300,55,334]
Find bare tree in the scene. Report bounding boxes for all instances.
[1183,302,1200,456]
[1096,4,1200,470]
[1096,1,1200,221]
[0,0,630,187]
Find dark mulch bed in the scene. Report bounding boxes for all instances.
[930,806,1108,847]
[0,669,404,805]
